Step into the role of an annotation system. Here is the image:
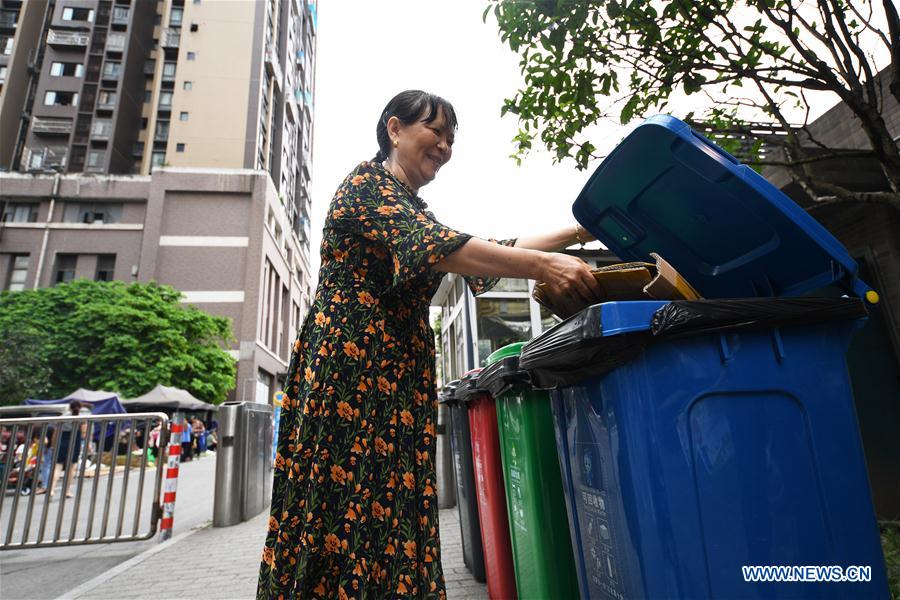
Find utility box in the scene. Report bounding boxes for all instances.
[213,401,274,527]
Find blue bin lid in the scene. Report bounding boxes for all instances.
[573,115,874,301]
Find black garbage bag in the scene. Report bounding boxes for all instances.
[519,304,651,390]
[651,297,867,338]
[520,298,867,390]
[476,357,531,398]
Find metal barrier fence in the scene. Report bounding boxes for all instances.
[0,413,169,550]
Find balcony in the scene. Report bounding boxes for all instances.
[264,45,283,89]
[154,122,169,142]
[31,117,74,135]
[85,151,106,172]
[0,10,17,29]
[106,33,126,52]
[286,96,299,123]
[90,119,112,140]
[97,96,116,110]
[47,29,90,48]
[24,147,67,171]
[111,7,129,25]
[160,28,180,49]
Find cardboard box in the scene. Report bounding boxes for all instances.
[533,253,701,319]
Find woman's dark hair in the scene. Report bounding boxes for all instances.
[373,90,457,162]
[68,400,83,415]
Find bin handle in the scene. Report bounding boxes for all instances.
[690,129,740,164]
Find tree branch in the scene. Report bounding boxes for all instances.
[883,0,900,105]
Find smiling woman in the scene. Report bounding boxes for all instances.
[257,90,601,600]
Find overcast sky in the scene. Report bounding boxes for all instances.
[307,1,877,281]
[308,1,622,278]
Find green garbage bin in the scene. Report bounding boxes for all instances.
[479,342,579,600]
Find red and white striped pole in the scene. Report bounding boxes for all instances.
[159,417,183,542]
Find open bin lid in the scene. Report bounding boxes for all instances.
[573,115,876,302]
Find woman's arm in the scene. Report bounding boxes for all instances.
[434,238,603,315]
[514,224,594,252]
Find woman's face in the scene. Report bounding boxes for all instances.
[388,107,455,190]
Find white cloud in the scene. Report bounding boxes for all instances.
[309,1,625,278]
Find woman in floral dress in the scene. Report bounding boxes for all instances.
[258,91,600,599]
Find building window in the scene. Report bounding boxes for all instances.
[256,369,273,404]
[102,61,121,78]
[1,202,39,223]
[186,51,196,61]
[98,90,117,107]
[179,111,188,121]
[62,7,94,21]
[176,143,185,152]
[162,62,176,77]
[170,8,183,25]
[44,91,79,106]
[140,117,148,130]
[50,62,84,77]
[54,254,77,285]
[476,297,533,364]
[155,120,169,141]
[151,151,165,168]
[95,255,115,282]
[183,81,192,90]
[159,91,173,107]
[1,37,12,56]
[0,65,7,82]
[6,255,29,292]
[61,202,123,224]
[143,90,151,103]
[86,149,105,170]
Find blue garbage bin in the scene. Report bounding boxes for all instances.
[519,115,890,599]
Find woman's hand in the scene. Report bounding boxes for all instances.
[536,252,603,317]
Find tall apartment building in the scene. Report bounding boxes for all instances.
[0,0,316,253]
[0,0,318,404]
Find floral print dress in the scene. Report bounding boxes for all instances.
[258,161,512,599]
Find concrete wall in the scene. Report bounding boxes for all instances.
[166,0,256,169]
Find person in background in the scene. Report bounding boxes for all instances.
[180,417,192,462]
[35,425,55,494]
[192,418,207,456]
[49,401,88,498]
[148,422,162,462]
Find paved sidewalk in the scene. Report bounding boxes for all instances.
[61,507,487,599]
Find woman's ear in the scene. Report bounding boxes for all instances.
[386,115,402,140]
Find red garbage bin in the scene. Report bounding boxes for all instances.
[458,368,517,600]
